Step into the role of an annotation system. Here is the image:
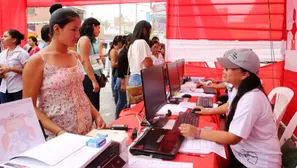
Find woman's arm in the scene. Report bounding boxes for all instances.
[110,49,118,68]
[143,57,153,68]
[22,55,65,136]
[78,37,99,92]
[1,66,23,74]
[204,82,226,89]
[196,103,229,115]
[89,99,106,129]
[179,124,242,145]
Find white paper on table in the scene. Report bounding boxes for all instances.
[10,133,90,166]
[156,104,187,115]
[126,154,193,168]
[190,77,205,83]
[162,120,176,130]
[179,88,204,93]
[176,92,215,97]
[181,82,197,89]
[198,79,213,85]
[179,138,226,159]
[178,102,196,109]
[53,140,111,168]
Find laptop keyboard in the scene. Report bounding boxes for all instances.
[197,96,213,108]
[173,112,199,130]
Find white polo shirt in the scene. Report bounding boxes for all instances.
[128,39,152,74]
[228,89,282,168]
[0,46,29,93]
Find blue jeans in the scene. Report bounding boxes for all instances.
[115,78,127,119]
[112,75,117,104]
[128,74,142,86]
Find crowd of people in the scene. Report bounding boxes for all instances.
[0,4,282,167]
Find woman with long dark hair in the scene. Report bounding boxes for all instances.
[0,29,29,103]
[108,35,124,105]
[77,17,104,111]
[23,9,105,139]
[179,49,281,168]
[115,34,132,119]
[128,20,153,86]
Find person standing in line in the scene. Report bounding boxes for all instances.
[0,29,29,103]
[27,36,40,56]
[128,20,153,86]
[109,35,124,104]
[23,8,106,140]
[77,17,104,111]
[115,34,132,119]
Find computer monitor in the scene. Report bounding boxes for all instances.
[167,63,181,98]
[141,65,167,124]
[176,59,185,85]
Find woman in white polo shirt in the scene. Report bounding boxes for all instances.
[128,20,153,86]
[0,30,29,103]
[179,49,281,168]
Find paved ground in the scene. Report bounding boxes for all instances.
[99,69,116,125]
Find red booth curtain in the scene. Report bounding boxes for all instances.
[0,0,27,46]
[166,0,286,40]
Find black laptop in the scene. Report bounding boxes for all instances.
[129,128,184,160]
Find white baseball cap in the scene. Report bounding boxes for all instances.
[217,48,260,74]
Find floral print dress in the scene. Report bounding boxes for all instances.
[37,53,93,139]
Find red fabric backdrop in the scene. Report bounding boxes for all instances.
[166,0,286,40]
[0,0,27,46]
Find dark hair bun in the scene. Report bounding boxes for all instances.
[19,34,25,40]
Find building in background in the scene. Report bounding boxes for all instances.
[27,6,86,39]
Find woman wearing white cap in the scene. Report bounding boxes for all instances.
[179,49,281,168]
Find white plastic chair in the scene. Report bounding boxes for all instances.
[268,87,294,129]
[280,112,297,146]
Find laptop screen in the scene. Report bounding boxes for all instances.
[176,59,185,85]
[167,63,181,98]
[141,65,167,122]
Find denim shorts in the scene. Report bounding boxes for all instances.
[128,74,142,86]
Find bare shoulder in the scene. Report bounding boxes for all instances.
[25,52,44,71]
[78,36,90,45]
[69,50,81,61]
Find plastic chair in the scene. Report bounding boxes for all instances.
[268,87,294,129]
[280,112,297,146]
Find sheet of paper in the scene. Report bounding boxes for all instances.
[181,82,197,89]
[53,140,111,168]
[179,138,226,159]
[11,133,90,166]
[179,88,204,93]
[198,79,213,85]
[0,98,46,163]
[178,102,196,109]
[126,154,193,168]
[156,104,187,115]
[190,77,205,83]
[176,92,215,97]
[162,120,176,130]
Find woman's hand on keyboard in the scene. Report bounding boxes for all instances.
[179,124,198,138]
[194,106,208,114]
